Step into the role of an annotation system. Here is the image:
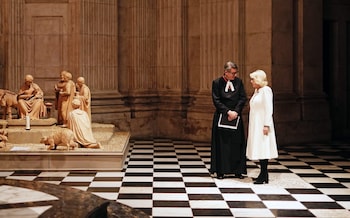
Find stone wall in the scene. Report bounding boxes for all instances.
[0,0,332,144]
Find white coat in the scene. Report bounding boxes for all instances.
[246,86,278,160]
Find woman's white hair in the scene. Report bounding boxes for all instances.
[250,70,268,87]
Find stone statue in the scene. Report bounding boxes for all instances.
[0,129,8,148]
[17,74,46,120]
[54,71,67,117]
[40,128,77,150]
[0,89,18,120]
[55,71,75,127]
[76,77,92,121]
[68,98,101,148]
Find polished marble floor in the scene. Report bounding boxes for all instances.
[1,139,350,217]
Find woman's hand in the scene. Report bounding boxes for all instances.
[263,126,269,135]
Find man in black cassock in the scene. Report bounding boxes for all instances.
[210,61,247,179]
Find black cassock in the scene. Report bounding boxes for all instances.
[210,76,247,175]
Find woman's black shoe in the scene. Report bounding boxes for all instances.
[217,174,224,179]
[253,174,269,184]
[252,173,262,181]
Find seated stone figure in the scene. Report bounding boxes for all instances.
[17,74,46,120]
[67,98,101,148]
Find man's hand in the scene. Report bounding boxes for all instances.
[227,110,238,121]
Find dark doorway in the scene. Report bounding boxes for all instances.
[323,0,350,140]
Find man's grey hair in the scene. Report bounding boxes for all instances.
[224,61,238,71]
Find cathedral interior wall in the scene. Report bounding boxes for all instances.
[0,0,335,144]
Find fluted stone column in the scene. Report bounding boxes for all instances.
[3,0,25,90]
[78,0,129,125]
[185,0,244,141]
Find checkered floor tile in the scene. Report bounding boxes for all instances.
[1,139,350,217]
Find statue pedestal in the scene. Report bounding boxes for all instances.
[0,120,7,128]
[0,121,130,171]
[6,117,57,128]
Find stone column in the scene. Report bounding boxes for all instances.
[118,0,157,95]
[78,0,128,124]
[292,0,330,142]
[276,0,330,143]
[3,0,25,91]
[155,0,187,137]
[185,0,243,141]
[79,0,119,93]
[117,0,158,137]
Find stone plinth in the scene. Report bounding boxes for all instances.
[6,118,57,127]
[0,122,130,171]
[0,120,8,128]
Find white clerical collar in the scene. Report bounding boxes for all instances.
[225,80,234,92]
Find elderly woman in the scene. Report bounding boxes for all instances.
[246,69,278,184]
[17,74,46,119]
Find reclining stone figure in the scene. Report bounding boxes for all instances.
[40,128,77,150]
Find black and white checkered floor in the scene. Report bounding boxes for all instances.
[1,139,350,217]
